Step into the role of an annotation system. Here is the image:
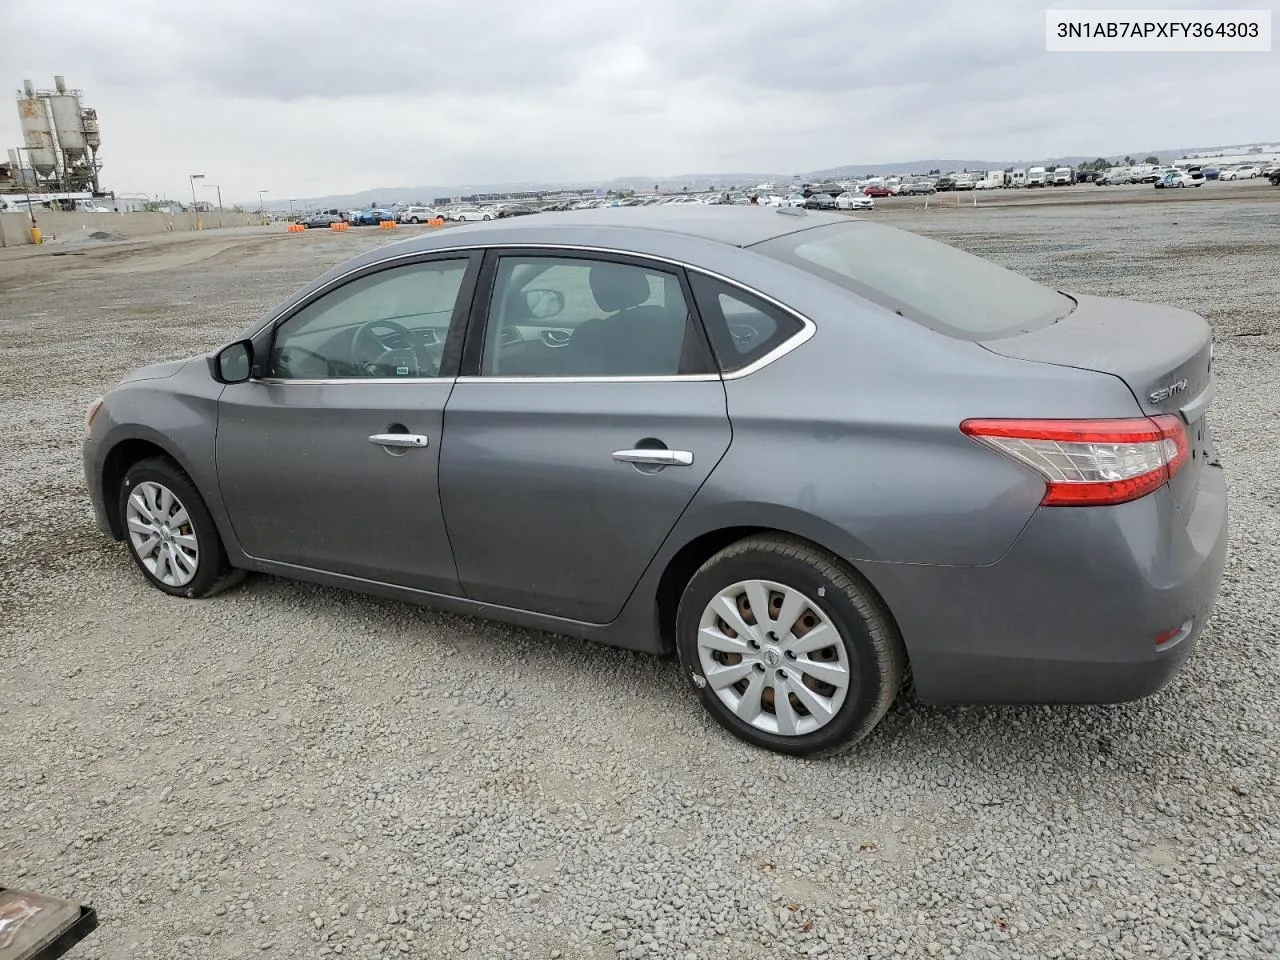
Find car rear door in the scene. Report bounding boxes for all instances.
[438,250,732,623]
[215,253,481,592]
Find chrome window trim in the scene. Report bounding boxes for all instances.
[252,377,454,385]
[252,243,816,384]
[454,374,722,385]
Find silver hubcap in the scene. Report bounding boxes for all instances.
[697,579,851,737]
[125,481,199,587]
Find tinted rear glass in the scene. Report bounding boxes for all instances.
[752,221,1074,339]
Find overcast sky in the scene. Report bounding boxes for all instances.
[1,0,1273,204]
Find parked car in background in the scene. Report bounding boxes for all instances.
[353,208,396,226]
[862,184,892,197]
[900,181,936,196]
[1155,171,1192,189]
[1270,167,1280,186]
[1094,169,1128,186]
[934,176,957,191]
[451,206,494,222]
[496,203,538,218]
[398,205,442,224]
[300,212,345,228]
[84,207,1226,758]
[803,193,837,210]
[1202,168,1220,180]
[803,182,845,198]
[835,192,874,210]
[952,174,975,191]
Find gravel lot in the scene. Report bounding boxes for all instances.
[2,193,1278,960]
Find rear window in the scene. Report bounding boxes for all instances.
[752,221,1075,339]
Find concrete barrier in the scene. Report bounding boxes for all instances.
[0,209,262,247]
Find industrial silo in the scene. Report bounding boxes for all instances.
[48,76,100,191]
[48,76,87,161]
[17,80,57,179]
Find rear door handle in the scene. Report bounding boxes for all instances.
[369,433,429,448]
[612,448,694,467]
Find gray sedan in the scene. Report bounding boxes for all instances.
[83,207,1227,756]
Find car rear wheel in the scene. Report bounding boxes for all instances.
[676,535,905,757]
[410,217,420,223]
[119,457,244,598]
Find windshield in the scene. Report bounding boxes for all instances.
[752,221,1076,340]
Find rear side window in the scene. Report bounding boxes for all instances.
[689,274,803,373]
[753,221,1075,340]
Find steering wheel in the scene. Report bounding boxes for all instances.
[351,319,426,376]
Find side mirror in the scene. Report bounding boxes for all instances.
[523,288,565,320]
[210,340,253,384]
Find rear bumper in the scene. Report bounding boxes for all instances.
[865,464,1228,704]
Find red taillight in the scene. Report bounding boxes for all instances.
[960,415,1189,506]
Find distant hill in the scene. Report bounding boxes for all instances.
[288,140,1277,209]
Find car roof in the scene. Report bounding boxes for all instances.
[383,206,848,254]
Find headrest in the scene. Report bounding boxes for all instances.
[589,263,652,313]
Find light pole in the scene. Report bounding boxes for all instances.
[189,173,205,229]
[203,183,224,228]
[258,189,269,225]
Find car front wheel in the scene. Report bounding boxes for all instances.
[119,457,244,598]
[676,535,906,757]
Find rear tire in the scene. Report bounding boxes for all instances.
[118,457,245,599]
[676,535,905,757]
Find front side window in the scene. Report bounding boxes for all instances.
[269,260,468,379]
[480,255,709,377]
[753,221,1075,340]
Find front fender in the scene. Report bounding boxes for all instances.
[88,372,245,562]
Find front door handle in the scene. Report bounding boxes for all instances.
[369,433,429,449]
[612,448,694,467]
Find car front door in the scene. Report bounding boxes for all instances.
[438,251,733,623]
[215,253,480,592]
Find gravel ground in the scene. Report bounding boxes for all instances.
[1,196,1278,960]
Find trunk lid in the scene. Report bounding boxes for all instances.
[979,294,1216,513]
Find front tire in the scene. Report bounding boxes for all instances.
[676,535,905,757]
[119,457,244,598]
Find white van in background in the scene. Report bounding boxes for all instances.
[1052,167,1075,186]
[1027,167,1049,187]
